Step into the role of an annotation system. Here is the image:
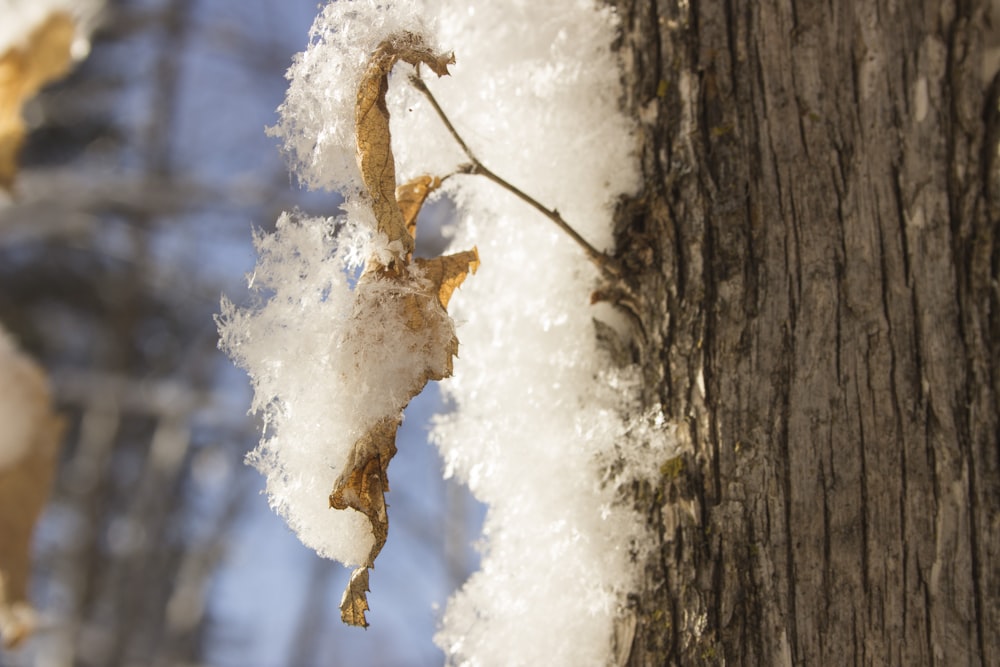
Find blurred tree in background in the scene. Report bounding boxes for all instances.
[0,1,479,665]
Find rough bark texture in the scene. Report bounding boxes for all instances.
[609,0,999,664]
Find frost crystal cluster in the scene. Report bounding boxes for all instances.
[219,214,378,566]
[220,0,676,663]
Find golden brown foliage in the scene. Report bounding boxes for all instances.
[354,32,453,262]
[0,12,76,192]
[0,336,63,648]
[330,33,476,627]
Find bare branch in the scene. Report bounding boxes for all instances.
[409,74,624,283]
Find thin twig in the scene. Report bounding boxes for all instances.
[409,74,623,282]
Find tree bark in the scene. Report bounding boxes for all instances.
[609,0,999,664]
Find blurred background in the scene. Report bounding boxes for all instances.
[0,1,483,665]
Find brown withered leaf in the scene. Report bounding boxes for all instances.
[338,568,372,628]
[0,12,76,192]
[0,335,63,648]
[415,248,481,310]
[331,33,475,629]
[330,32,479,627]
[396,175,442,242]
[0,578,36,650]
[332,244,478,628]
[330,417,400,568]
[355,32,453,262]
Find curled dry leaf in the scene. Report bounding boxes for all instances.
[329,33,476,628]
[338,567,372,628]
[0,332,63,648]
[330,416,399,569]
[396,175,442,241]
[355,32,454,263]
[0,12,76,192]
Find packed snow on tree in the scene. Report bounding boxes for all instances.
[219,0,679,664]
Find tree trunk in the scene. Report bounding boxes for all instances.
[609,0,999,664]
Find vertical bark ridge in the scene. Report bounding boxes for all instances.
[612,0,998,664]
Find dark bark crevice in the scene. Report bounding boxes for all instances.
[611,0,998,665]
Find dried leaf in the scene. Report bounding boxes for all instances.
[0,333,63,648]
[0,590,35,651]
[330,417,400,567]
[330,35,476,627]
[0,12,75,192]
[338,568,371,628]
[415,248,481,310]
[396,175,442,241]
[333,242,477,626]
[355,32,453,262]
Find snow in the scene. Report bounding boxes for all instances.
[0,328,51,470]
[220,0,680,664]
[268,2,438,194]
[218,213,379,566]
